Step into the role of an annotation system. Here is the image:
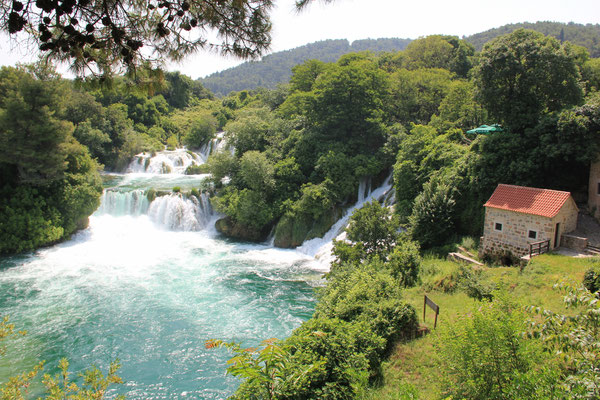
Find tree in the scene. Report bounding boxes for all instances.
[239,150,275,192]
[0,0,324,76]
[0,67,70,184]
[403,35,475,77]
[183,116,216,149]
[473,29,583,131]
[346,201,399,257]
[409,178,456,248]
[308,57,390,151]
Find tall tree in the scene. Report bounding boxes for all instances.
[473,29,583,131]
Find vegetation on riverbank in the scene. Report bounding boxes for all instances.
[363,253,599,399]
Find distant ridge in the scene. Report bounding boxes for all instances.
[201,38,411,96]
[464,21,600,56]
[200,22,600,96]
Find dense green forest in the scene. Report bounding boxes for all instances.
[2,25,600,399]
[201,38,412,96]
[200,22,600,97]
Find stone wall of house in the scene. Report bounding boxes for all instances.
[589,160,600,220]
[480,201,578,258]
[554,198,579,245]
[480,208,554,258]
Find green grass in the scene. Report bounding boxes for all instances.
[363,253,599,400]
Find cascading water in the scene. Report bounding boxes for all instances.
[297,174,395,266]
[97,189,150,216]
[148,193,213,231]
[127,134,228,174]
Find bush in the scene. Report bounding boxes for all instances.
[437,293,560,400]
[583,265,600,294]
[409,179,456,248]
[172,186,181,193]
[184,164,209,175]
[387,239,421,287]
[316,262,418,345]
[284,318,384,399]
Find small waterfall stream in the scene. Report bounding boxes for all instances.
[297,174,395,266]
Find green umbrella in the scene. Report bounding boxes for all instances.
[466,124,504,134]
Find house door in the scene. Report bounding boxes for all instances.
[554,223,560,248]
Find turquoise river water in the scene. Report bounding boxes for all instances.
[0,150,329,399]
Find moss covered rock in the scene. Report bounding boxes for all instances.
[274,207,343,248]
[215,217,267,242]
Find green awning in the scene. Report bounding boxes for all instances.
[466,124,504,134]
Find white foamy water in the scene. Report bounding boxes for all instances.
[127,136,227,175]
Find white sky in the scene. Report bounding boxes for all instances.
[1,0,599,79]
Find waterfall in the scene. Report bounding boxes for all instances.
[196,134,228,163]
[95,188,214,232]
[127,149,202,174]
[147,193,213,231]
[96,189,150,216]
[297,174,394,265]
[127,134,228,174]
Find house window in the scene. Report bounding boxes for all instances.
[528,230,538,240]
[494,222,503,232]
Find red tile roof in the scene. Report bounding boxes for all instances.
[484,184,574,218]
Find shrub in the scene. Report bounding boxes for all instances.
[284,318,384,399]
[583,265,600,294]
[387,239,421,287]
[408,178,456,248]
[316,262,418,346]
[172,186,181,193]
[184,164,210,175]
[437,293,560,400]
[460,236,477,252]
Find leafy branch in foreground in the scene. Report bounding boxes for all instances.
[0,315,124,400]
[0,0,327,76]
[206,338,323,400]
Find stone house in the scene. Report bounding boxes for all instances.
[479,184,578,259]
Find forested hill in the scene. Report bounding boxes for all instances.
[200,38,411,96]
[202,22,600,97]
[464,21,600,57]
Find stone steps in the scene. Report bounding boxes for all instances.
[585,245,600,256]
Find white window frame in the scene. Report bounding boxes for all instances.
[528,229,538,240]
[494,222,503,232]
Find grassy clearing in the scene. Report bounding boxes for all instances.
[363,252,599,400]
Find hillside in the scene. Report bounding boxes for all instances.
[464,21,600,56]
[200,38,411,96]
